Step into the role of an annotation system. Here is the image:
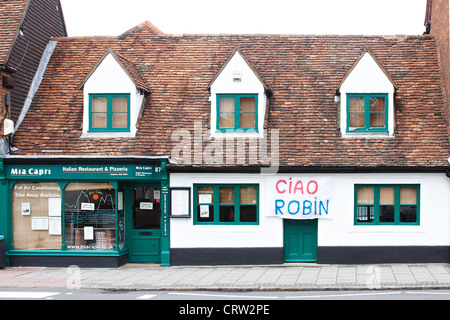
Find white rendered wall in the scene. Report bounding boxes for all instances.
[339,52,395,137]
[170,172,450,249]
[82,53,144,137]
[210,51,267,138]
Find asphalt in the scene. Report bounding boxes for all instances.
[1,263,450,292]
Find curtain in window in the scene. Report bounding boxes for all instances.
[92,96,107,128]
[219,97,235,128]
[370,97,385,128]
[349,97,365,128]
[112,96,128,128]
[240,97,255,128]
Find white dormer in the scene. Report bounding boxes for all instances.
[338,48,396,137]
[79,49,150,138]
[209,49,271,138]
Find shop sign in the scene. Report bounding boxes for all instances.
[266,176,334,219]
[6,164,163,180]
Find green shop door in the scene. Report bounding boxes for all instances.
[283,219,318,262]
[128,185,162,262]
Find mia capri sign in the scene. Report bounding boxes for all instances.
[267,176,334,219]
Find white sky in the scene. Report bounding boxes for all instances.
[60,0,428,37]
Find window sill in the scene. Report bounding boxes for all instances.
[342,132,393,139]
[81,132,135,139]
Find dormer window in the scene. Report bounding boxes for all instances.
[347,93,388,133]
[89,94,130,132]
[338,48,396,137]
[217,94,258,131]
[79,49,150,138]
[209,49,272,137]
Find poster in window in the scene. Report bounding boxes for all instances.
[21,203,30,215]
[200,205,209,218]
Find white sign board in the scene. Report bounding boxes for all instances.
[266,176,334,219]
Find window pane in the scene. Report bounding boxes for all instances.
[240,112,255,128]
[370,97,385,128]
[92,113,107,128]
[240,97,255,112]
[133,187,160,229]
[219,97,235,112]
[219,112,235,128]
[380,205,395,222]
[219,187,234,204]
[112,97,127,112]
[357,187,374,205]
[349,96,365,128]
[400,206,417,223]
[64,183,116,250]
[357,206,374,222]
[240,187,257,204]
[12,183,62,250]
[112,112,128,128]
[400,188,417,204]
[197,205,214,222]
[219,97,235,128]
[219,206,234,222]
[370,113,385,128]
[380,187,395,205]
[370,97,385,112]
[92,96,107,112]
[198,187,214,203]
[240,205,257,222]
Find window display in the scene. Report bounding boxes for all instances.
[12,182,62,250]
[64,183,116,250]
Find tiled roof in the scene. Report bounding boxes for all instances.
[11,22,450,169]
[0,0,28,64]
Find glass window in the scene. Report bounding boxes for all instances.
[195,185,258,225]
[217,94,257,131]
[347,94,387,132]
[239,186,257,222]
[219,97,235,128]
[355,185,419,225]
[12,182,62,250]
[89,94,129,132]
[64,183,116,250]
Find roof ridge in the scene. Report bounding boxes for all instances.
[118,20,164,39]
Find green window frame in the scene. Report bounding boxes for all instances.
[216,94,258,132]
[354,184,420,225]
[347,93,388,133]
[89,93,130,132]
[194,184,259,225]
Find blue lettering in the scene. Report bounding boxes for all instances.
[275,199,285,215]
[319,200,329,215]
[288,200,300,215]
[303,200,312,215]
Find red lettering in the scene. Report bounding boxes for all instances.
[307,180,318,194]
[293,181,304,194]
[276,180,286,194]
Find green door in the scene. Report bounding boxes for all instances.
[128,185,161,262]
[284,219,318,262]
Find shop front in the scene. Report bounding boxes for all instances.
[0,158,170,267]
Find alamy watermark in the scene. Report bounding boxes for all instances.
[170,121,280,174]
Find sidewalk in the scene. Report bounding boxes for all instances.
[0,263,449,291]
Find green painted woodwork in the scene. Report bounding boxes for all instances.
[283,219,318,262]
